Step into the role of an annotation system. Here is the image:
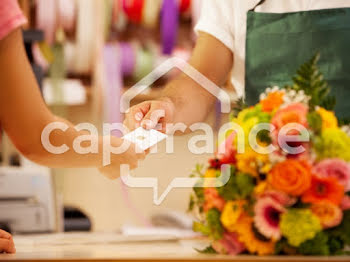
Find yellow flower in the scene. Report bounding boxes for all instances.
[254,181,268,195]
[203,169,218,187]
[220,201,246,232]
[234,213,276,256]
[236,149,270,177]
[317,107,338,130]
[204,169,217,178]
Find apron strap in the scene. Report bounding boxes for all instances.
[249,0,266,12]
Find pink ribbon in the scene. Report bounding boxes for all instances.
[57,0,76,33]
[36,0,57,44]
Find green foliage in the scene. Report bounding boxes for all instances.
[230,97,247,120]
[195,245,218,254]
[190,164,205,178]
[188,164,205,212]
[193,221,211,236]
[207,209,224,240]
[193,209,224,240]
[327,236,345,255]
[291,53,336,111]
[275,239,297,255]
[217,172,255,201]
[339,118,350,126]
[328,210,350,247]
[298,232,330,256]
[307,111,323,134]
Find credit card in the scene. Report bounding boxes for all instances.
[123,127,168,150]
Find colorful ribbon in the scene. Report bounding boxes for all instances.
[142,0,162,28]
[57,0,76,33]
[123,0,144,24]
[74,0,95,74]
[179,0,191,13]
[133,47,154,80]
[36,0,57,44]
[161,0,179,55]
[120,42,136,76]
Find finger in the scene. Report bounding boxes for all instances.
[0,230,12,240]
[129,102,151,129]
[141,105,166,130]
[0,238,16,254]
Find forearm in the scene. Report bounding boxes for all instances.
[25,116,107,168]
[160,32,233,126]
[0,29,116,169]
[161,74,217,126]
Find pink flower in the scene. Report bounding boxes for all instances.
[271,103,308,132]
[261,190,297,207]
[212,232,246,255]
[216,132,236,166]
[271,103,310,158]
[341,195,350,210]
[254,197,286,241]
[314,159,350,192]
[203,188,225,212]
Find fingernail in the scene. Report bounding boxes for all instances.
[142,120,154,129]
[135,112,143,121]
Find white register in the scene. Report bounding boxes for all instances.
[0,167,56,234]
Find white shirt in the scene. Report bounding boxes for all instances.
[195,0,350,98]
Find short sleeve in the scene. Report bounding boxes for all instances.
[194,0,235,53]
[0,0,27,40]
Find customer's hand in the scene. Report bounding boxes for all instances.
[0,230,15,254]
[98,137,146,180]
[123,98,175,133]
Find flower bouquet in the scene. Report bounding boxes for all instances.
[189,54,350,256]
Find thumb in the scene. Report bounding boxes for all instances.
[141,106,166,130]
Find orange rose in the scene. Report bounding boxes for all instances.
[268,160,312,196]
[311,202,343,229]
[261,91,284,112]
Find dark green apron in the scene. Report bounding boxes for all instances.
[245,0,350,118]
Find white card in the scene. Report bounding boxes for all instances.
[123,127,168,150]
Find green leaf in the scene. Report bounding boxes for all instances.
[188,194,195,212]
[328,210,350,246]
[217,172,255,201]
[230,97,247,120]
[195,246,218,254]
[193,222,211,236]
[291,52,336,111]
[206,209,224,240]
[307,111,322,134]
[193,209,224,240]
[298,232,330,256]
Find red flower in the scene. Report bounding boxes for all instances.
[302,176,344,205]
[212,232,246,255]
[203,188,226,212]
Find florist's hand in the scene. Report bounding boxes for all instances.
[0,230,15,254]
[98,137,146,180]
[123,98,175,133]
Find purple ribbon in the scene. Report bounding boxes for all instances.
[120,42,136,76]
[103,44,123,137]
[161,0,179,55]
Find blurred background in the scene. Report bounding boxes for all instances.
[0,0,235,236]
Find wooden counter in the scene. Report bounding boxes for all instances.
[0,233,349,262]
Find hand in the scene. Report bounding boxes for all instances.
[0,230,15,254]
[124,98,175,133]
[98,138,146,180]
